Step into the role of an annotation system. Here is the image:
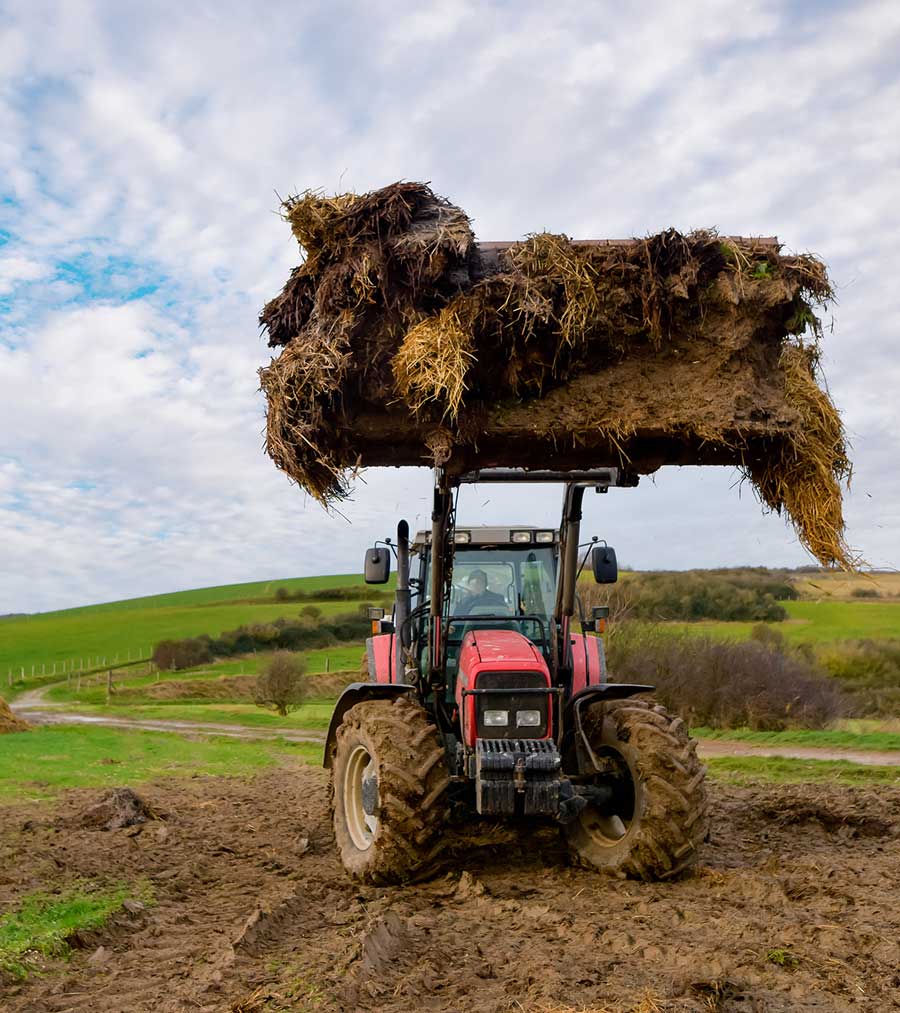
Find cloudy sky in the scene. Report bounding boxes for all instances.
[1,0,898,613]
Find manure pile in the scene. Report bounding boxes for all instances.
[0,696,30,734]
[259,182,851,567]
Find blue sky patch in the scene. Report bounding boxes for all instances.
[53,252,166,304]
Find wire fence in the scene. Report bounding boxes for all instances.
[5,650,152,688]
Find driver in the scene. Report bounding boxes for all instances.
[460,569,507,615]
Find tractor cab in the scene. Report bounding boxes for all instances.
[411,525,559,685]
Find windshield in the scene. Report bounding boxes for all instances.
[448,546,557,618]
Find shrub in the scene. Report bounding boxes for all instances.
[151,638,212,671]
[301,604,322,619]
[815,639,900,716]
[254,652,307,717]
[749,623,787,652]
[851,587,880,599]
[606,624,844,730]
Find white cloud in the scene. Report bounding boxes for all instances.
[0,254,50,294]
[0,0,898,612]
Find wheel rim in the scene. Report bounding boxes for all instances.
[343,744,379,851]
[582,749,637,846]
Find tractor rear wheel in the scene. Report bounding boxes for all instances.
[331,695,449,884]
[565,697,708,880]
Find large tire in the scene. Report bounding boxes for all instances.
[565,697,708,880]
[331,696,450,884]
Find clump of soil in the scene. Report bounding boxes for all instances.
[70,788,160,831]
[258,181,851,567]
[0,696,30,734]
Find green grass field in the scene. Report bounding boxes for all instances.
[693,726,900,751]
[667,599,900,643]
[0,882,153,979]
[0,726,318,802]
[705,755,900,785]
[1,573,375,677]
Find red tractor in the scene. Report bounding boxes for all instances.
[323,467,708,883]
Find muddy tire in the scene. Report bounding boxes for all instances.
[331,696,450,884]
[565,697,708,880]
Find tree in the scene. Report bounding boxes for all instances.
[254,652,307,717]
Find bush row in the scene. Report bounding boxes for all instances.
[582,568,795,622]
[152,609,371,671]
[606,624,843,729]
[274,585,392,603]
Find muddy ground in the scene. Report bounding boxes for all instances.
[1,766,898,1013]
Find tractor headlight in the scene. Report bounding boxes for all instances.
[516,709,542,727]
[483,709,509,727]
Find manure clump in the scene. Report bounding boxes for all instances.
[258,181,852,568]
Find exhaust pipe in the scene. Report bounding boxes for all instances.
[395,520,410,684]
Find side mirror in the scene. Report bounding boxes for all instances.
[364,547,391,584]
[591,545,618,584]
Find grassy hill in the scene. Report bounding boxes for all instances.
[1,573,377,677]
[5,568,899,689]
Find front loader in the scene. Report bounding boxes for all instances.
[323,467,708,883]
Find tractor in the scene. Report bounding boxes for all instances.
[323,467,708,883]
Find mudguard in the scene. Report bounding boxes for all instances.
[562,683,655,775]
[322,682,413,768]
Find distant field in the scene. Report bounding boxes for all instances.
[668,599,900,643]
[793,570,900,600]
[1,573,377,676]
[5,569,900,706]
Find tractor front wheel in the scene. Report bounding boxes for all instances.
[565,697,708,880]
[331,695,449,884]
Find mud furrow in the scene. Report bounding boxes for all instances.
[1,767,898,1012]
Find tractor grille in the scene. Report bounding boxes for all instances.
[474,670,550,739]
[478,738,559,767]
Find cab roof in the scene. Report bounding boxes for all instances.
[412,526,559,549]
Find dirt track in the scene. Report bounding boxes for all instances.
[14,690,900,765]
[1,766,899,1013]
